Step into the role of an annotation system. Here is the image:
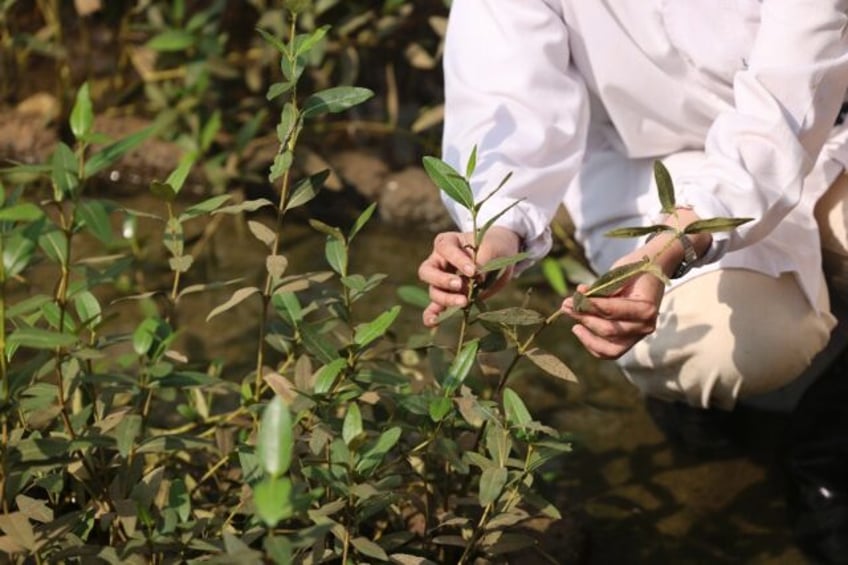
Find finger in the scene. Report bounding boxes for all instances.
[423,302,445,327]
[574,315,654,340]
[568,296,658,323]
[433,233,476,276]
[571,324,634,360]
[429,286,468,309]
[418,258,464,291]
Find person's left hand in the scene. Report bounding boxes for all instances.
[561,259,665,360]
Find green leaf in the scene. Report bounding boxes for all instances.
[286,170,328,211]
[479,252,530,273]
[350,537,389,561]
[604,225,674,239]
[502,388,532,427]
[0,203,43,222]
[654,160,676,214]
[541,258,568,296]
[356,427,401,475]
[276,103,298,146]
[257,396,294,478]
[325,238,347,275]
[478,467,508,507]
[38,229,68,264]
[269,151,293,182]
[132,318,159,356]
[525,348,578,383]
[85,126,157,178]
[256,27,288,55]
[70,82,93,140]
[397,285,430,309]
[422,156,474,211]
[265,535,293,565]
[253,476,294,527]
[301,87,375,119]
[477,199,524,245]
[247,220,277,248]
[73,290,102,328]
[211,198,273,215]
[51,142,79,197]
[169,255,193,273]
[200,111,220,152]
[308,219,345,241]
[313,358,347,394]
[150,181,177,202]
[206,287,261,321]
[4,231,37,277]
[342,403,363,446]
[271,291,302,326]
[267,80,295,101]
[429,396,452,422]
[169,478,191,522]
[477,307,543,326]
[574,257,652,309]
[349,202,377,241]
[465,145,478,179]
[683,217,754,234]
[7,328,77,350]
[300,324,338,365]
[164,152,197,195]
[442,340,479,394]
[77,199,113,245]
[115,414,142,458]
[354,306,401,348]
[180,194,232,220]
[147,29,195,51]
[294,25,329,56]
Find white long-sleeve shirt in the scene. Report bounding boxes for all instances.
[441,0,848,309]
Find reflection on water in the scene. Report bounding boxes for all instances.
[23,192,805,563]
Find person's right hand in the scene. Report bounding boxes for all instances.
[417,226,521,327]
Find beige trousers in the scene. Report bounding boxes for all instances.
[618,174,848,411]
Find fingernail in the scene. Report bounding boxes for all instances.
[449,278,462,290]
[463,264,475,276]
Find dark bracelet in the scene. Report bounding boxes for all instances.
[646,231,698,279]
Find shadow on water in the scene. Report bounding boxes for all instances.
[44,192,808,564]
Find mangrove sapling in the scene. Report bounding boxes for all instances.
[572,160,753,311]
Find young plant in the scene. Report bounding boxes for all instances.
[572,160,752,311]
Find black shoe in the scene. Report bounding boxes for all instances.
[783,349,848,564]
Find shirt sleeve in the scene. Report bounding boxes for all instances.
[675,0,848,263]
[441,0,589,268]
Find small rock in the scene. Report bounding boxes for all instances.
[330,149,389,200]
[378,166,454,232]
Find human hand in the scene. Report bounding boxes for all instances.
[561,255,665,360]
[417,226,521,327]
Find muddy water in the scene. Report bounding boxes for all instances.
[44,192,807,563]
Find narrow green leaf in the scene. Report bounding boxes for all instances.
[356,427,401,475]
[294,25,329,56]
[85,126,156,178]
[147,29,195,51]
[525,348,578,383]
[51,142,79,197]
[132,318,159,356]
[429,396,452,422]
[257,396,294,478]
[604,225,674,239]
[349,202,377,241]
[313,358,347,394]
[683,217,754,234]
[479,467,508,507]
[442,340,479,394]
[503,388,532,427]
[479,252,530,273]
[7,328,77,350]
[169,478,191,522]
[0,203,43,222]
[247,220,276,248]
[285,170,328,211]
[397,285,430,309]
[301,86,375,119]
[200,111,221,152]
[269,151,293,183]
[541,258,568,296]
[180,194,232,220]
[267,80,294,101]
[654,160,676,214]
[164,152,197,195]
[476,171,515,211]
[69,82,93,140]
[211,198,273,216]
[354,306,401,348]
[271,291,302,326]
[77,199,113,245]
[350,537,389,561]
[476,307,543,326]
[325,238,347,275]
[73,290,102,328]
[577,257,651,303]
[422,156,474,211]
[308,219,345,241]
[38,229,68,264]
[465,145,479,179]
[477,199,524,245]
[276,103,298,146]
[253,476,294,527]
[300,324,338,365]
[256,27,288,55]
[206,287,260,321]
[115,414,142,458]
[150,181,177,202]
[342,403,363,446]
